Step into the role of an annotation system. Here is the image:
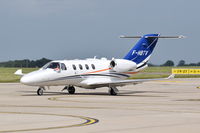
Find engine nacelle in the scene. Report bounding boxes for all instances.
[110,59,137,72]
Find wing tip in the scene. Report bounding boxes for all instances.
[166,74,175,79]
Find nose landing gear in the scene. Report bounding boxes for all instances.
[37,87,45,96]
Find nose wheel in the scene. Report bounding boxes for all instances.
[37,87,45,96]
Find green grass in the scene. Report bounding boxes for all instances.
[129,66,200,79]
[0,68,38,83]
[142,66,200,73]
[142,66,172,73]
[0,66,200,83]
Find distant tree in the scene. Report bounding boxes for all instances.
[161,60,174,66]
[148,63,157,67]
[177,60,186,66]
[0,58,52,68]
[35,58,51,67]
[29,60,36,67]
[188,63,198,66]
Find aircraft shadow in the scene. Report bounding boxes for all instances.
[18,90,167,97]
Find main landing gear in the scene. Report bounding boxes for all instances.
[63,86,75,94]
[36,86,118,96]
[109,87,119,95]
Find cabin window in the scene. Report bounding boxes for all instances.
[61,63,67,70]
[79,64,83,70]
[91,64,95,69]
[72,64,76,70]
[85,64,89,70]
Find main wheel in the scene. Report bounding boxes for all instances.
[109,87,118,95]
[68,86,75,94]
[37,88,44,96]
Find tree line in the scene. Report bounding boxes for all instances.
[0,58,199,68]
[149,60,200,67]
[0,58,52,68]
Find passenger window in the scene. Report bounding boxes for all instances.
[61,63,67,70]
[72,64,76,70]
[79,64,83,70]
[91,64,95,69]
[85,64,89,70]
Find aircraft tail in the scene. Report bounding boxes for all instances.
[123,34,159,66]
[122,34,184,67]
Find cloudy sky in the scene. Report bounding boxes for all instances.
[0,0,199,64]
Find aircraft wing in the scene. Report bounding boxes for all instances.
[83,74,175,87]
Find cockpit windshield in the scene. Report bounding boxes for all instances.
[43,62,60,70]
[42,62,67,71]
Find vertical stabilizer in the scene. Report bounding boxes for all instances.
[123,34,159,65]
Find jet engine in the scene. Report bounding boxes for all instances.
[110,59,137,72]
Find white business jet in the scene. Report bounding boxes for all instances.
[15,34,184,96]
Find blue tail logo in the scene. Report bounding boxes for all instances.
[124,34,159,64]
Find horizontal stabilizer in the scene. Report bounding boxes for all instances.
[120,35,185,39]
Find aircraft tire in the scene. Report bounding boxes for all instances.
[109,88,117,95]
[37,88,44,96]
[68,86,75,94]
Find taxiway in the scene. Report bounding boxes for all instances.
[0,78,200,133]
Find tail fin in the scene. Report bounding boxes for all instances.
[123,34,159,65]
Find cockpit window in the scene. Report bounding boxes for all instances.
[42,62,51,69]
[45,62,60,70]
[61,63,67,70]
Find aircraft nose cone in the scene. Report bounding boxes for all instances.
[20,76,27,84]
[20,75,32,85]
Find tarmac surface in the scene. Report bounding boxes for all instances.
[0,78,200,133]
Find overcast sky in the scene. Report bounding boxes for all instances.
[0,0,199,64]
